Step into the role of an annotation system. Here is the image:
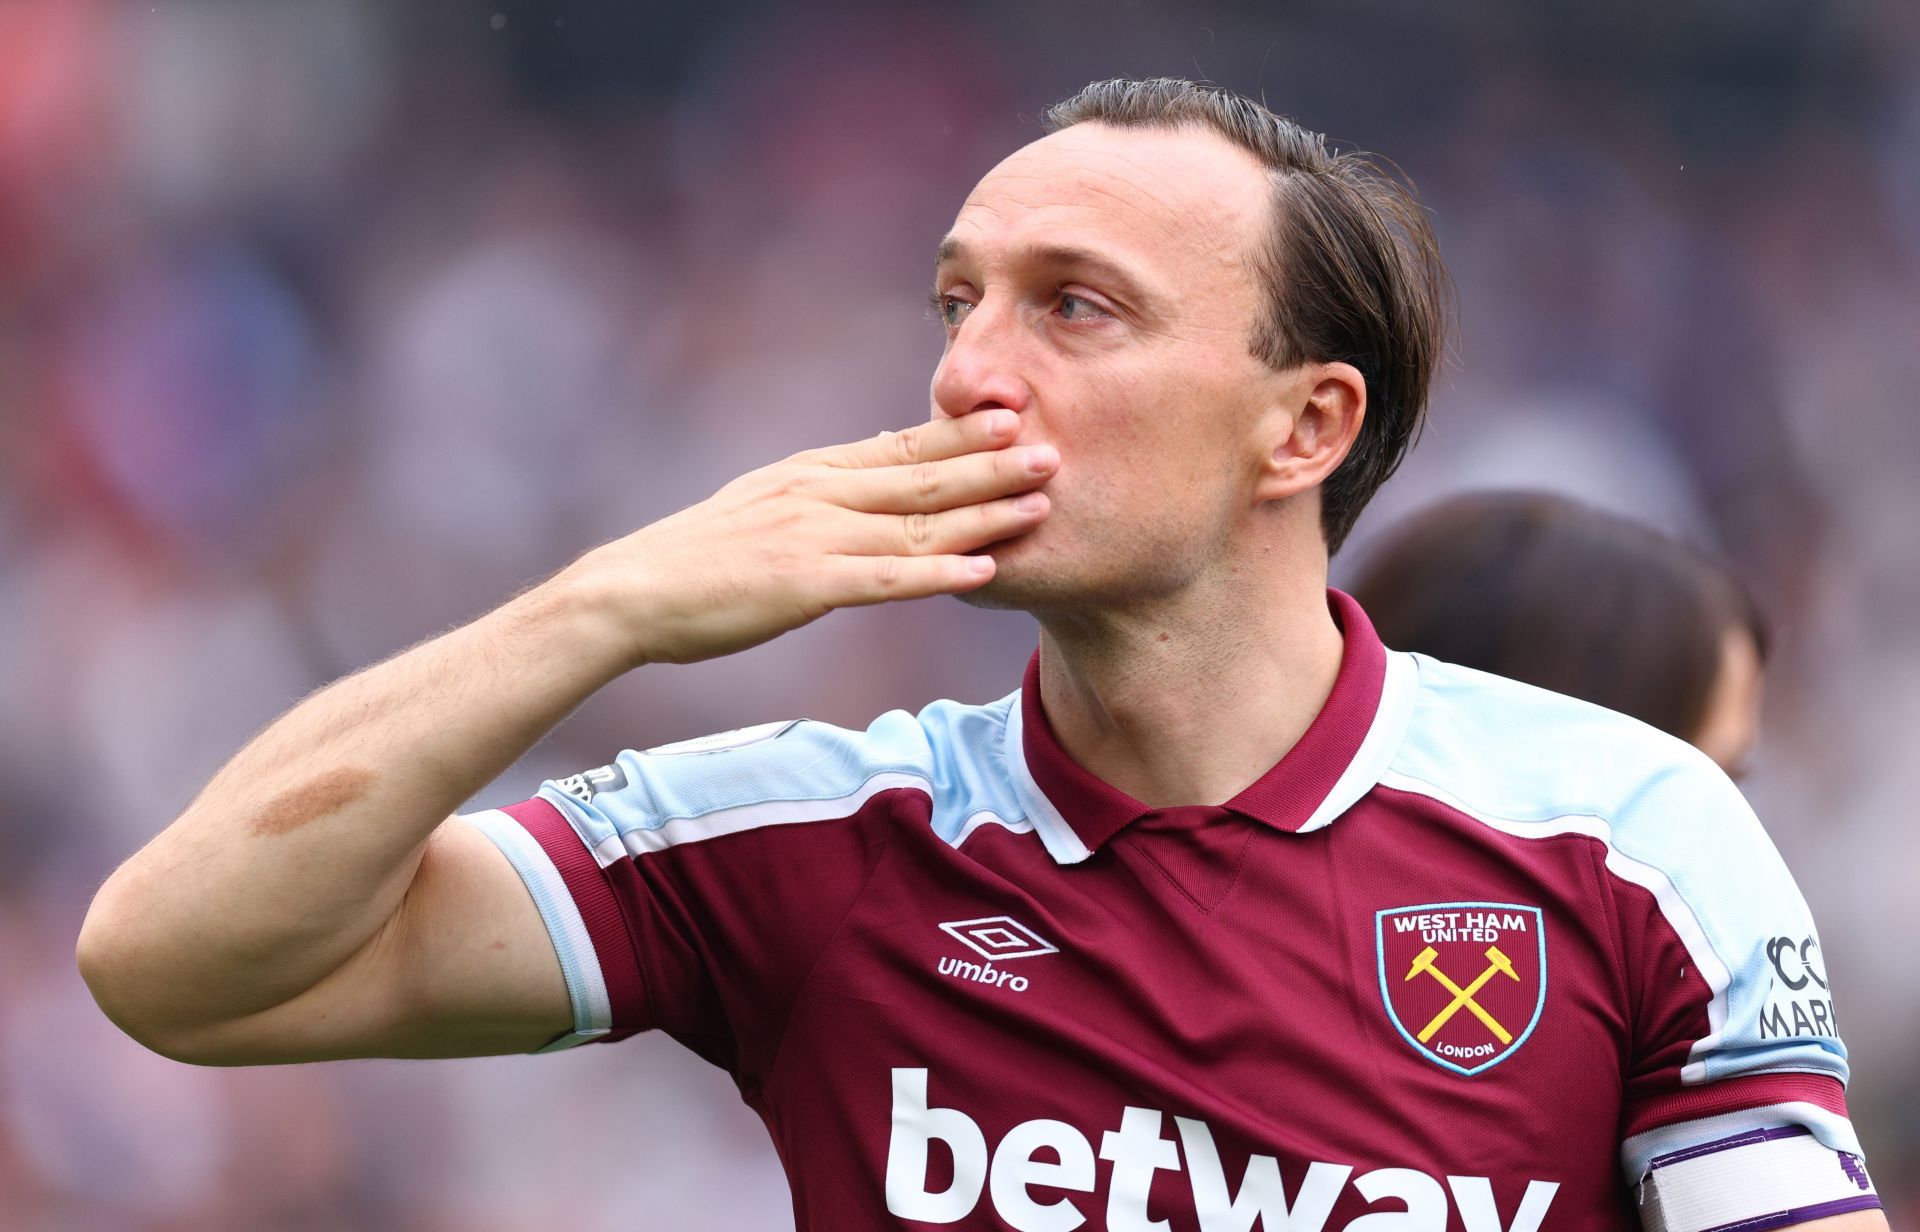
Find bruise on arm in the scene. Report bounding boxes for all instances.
[247,766,377,838]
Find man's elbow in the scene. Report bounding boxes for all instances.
[76,885,222,1066]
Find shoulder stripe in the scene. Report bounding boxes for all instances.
[946,808,1035,850]
[1378,768,1732,1083]
[462,804,620,1048]
[552,770,934,868]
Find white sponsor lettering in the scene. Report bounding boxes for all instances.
[1178,1116,1349,1231]
[1100,1107,1181,1231]
[885,1068,988,1223]
[991,1118,1094,1232]
[885,1069,1561,1231]
[1449,1175,1559,1232]
[1345,1168,1447,1230]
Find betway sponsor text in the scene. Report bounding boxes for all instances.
[885,1068,1559,1231]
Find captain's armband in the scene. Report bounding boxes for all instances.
[1636,1126,1879,1232]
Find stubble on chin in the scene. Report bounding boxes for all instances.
[952,526,1193,615]
[953,552,1052,612]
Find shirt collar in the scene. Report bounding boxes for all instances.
[1001,589,1417,865]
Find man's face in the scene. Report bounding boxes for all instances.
[929,122,1296,613]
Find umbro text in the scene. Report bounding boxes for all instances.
[937,956,1030,992]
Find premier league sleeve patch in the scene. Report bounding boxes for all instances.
[1375,902,1546,1076]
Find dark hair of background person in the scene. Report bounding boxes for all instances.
[1043,77,1454,554]
[1349,491,1770,744]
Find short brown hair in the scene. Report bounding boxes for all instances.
[1349,492,1769,743]
[1043,78,1451,553]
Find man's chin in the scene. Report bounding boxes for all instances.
[953,576,1028,611]
[955,534,1063,612]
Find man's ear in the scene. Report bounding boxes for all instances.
[1252,361,1367,504]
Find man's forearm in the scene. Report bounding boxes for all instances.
[77,411,1045,1058]
[77,569,636,1044]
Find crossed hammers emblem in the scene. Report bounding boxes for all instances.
[1404,945,1519,1045]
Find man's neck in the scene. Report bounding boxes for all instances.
[1033,571,1345,810]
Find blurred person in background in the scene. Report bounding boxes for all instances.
[1351,491,1768,777]
[71,74,1885,1232]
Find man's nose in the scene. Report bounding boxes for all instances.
[930,306,1033,421]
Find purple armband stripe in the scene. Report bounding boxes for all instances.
[1650,1124,1811,1169]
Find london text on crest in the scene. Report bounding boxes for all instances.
[1375,902,1547,1076]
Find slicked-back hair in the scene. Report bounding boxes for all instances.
[1043,78,1451,553]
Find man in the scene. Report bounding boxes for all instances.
[79,79,1880,1229]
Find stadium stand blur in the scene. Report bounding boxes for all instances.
[2,1,1915,1226]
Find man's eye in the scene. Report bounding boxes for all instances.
[928,291,973,328]
[1059,293,1110,322]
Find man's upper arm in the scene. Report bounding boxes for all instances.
[1616,755,1882,1227]
[171,817,573,1064]
[185,712,915,1073]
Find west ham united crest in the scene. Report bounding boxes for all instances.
[1376,902,1546,1076]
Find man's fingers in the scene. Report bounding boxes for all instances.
[813,409,1020,470]
[832,443,1059,514]
[817,553,998,608]
[838,492,1050,557]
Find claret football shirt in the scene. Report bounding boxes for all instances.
[465,590,1879,1230]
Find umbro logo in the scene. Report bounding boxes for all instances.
[936,916,1057,993]
[939,915,1058,961]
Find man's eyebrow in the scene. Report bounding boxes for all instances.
[934,237,1161,310]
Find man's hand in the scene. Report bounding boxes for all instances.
[570,408,1057,666]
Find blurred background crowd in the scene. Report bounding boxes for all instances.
[2,0,1917,1226]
